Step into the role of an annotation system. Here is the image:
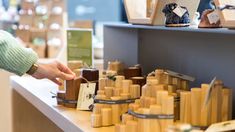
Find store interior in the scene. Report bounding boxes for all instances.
[0,0,235,132]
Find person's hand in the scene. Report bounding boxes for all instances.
[31,61,76,85]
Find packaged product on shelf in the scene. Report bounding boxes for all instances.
[123,0,200,26]
[214,0,235,28]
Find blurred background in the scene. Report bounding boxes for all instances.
[0,0,211,132]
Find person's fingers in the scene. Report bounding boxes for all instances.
[51,78,62,85]
[58,72,75,80]
[57,62,75,75]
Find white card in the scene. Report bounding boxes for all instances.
[77,83,96,110]
[207,10,220,24]
[173,6,187,18]
[206,120,235,132]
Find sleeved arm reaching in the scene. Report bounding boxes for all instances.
[0,30,38,76]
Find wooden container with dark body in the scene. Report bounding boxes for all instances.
[81,69,99,94]
[124,66,142,79]
[64,78,82,108]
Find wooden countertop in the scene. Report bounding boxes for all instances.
[10,76,114,132]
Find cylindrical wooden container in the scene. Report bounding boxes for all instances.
[191,88,202,126]
[126,120,138,132]
[122,114,133,124]
[97,90,105,95]
[130,84,141,98]
[131,76,146,88]
[150,105,161,132]
[139,108,151,132]
[180,91,191,123]
[124,66,142,79]
[122,80,132,94]
[82,68,99,94]
[172,77,181,90]
[181,80,189,90]
[91,114,102,128]
[111,96,122,124]
[115,75,125,88]
[200,84,211,126]
[155,69,165,84]
[113,88,122,96]
[104,87,114,99]
[101,108,112,126]
[211,80,223,124]
[65,78,82,108]
[162,95,174,132]
[156,90,168,105]
[99,78,107,90]
[93,103,104,114]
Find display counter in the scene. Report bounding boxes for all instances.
[11,76,114,132]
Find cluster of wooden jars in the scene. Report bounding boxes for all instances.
[114,69,194,132]
[180,80,232,127]
[91,73,143,128]
[115,89,174,132]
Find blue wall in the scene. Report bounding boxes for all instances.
[67,0,122,22]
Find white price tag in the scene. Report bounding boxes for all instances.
[77,83,96,110]
[207,10,220,24]
[173,6,187,18]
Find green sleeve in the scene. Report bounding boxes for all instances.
[0,30,38,76]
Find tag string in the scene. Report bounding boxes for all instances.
[218,5,235,10]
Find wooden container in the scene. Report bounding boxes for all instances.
[200,84,211,126]
[180,91,191,124]
[221,88,232,121]
[115,76,125,88]
[130,85,141,98]
[126,120,138,132]
[81,68,99,94]
[131,76,146,88]
[191,88,202,126]
[91,114,102,128]
[64,78,82,108]
[124,66,142,79]
[122,80,132,94]
[101,108,112,126]
[149,105,161,132]
[211,80,223,123]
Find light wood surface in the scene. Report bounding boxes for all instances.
[11,76,114,132]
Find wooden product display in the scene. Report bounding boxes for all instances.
[116,90,174,132]
[214,0,235,28]
[124,0,200,25]
[179,80,233,127]
[92,75,141,128]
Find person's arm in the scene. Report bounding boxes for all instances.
[0,30,75,85]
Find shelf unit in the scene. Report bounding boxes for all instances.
[103,23,235,118]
